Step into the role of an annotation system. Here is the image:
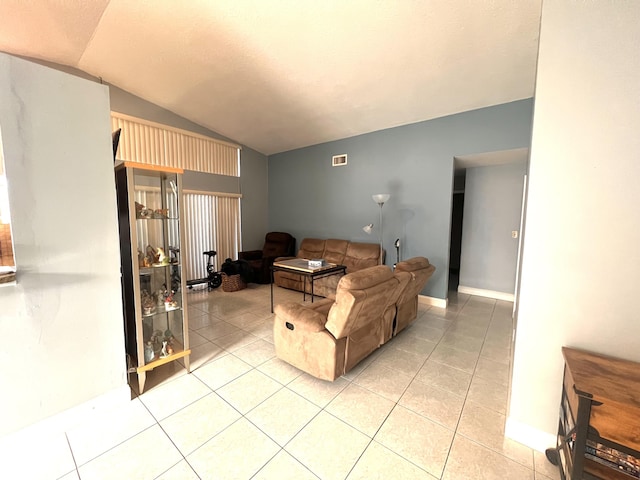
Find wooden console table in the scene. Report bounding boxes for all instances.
[546,347,640,479]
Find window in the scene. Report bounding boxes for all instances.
[182,191,242,281]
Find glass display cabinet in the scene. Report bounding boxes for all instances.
[115,162,190,393]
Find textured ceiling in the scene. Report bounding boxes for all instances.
[0,1,542,155]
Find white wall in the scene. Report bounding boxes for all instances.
[459,162,525,295]
[0,53,127,436]
[507,0,640,451]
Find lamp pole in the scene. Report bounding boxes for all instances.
[372,194,390,265]
[378,202,384,265]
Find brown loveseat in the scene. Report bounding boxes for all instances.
[273,265,409,380]
[273,257,436,380]
[273,238,382,295]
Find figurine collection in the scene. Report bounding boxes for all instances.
[144,328,176,363]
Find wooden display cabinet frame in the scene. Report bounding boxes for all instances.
[115,162,191,393]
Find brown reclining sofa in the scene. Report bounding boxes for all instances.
[273,257,435,381]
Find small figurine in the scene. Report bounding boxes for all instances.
[164,289,178,309]
[156,288,164,306]
[136,203,153,219]
[146,245,158,264]
[141,290,156,315]
[144,342,155,363]
[160,340,168,357]
[153,208,169,219]
[135,202,152,219]
[156,247,169,265]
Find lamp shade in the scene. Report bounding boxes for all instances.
[372,193,390,205]
[363,223,373,234]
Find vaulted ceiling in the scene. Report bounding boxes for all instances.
[0,1,542,155]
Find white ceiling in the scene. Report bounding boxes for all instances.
[454,147,529,171]
[0,1,542,155]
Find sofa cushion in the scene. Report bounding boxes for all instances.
[298,238,325,259]
[395,256,432,273]
[323,239,349,265]
[343,242,381,272]
[326,265,397,339]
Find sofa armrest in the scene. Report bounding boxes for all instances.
[274,302,328,334]
[238,249,263,261]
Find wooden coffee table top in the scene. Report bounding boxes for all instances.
[272,258,343,274]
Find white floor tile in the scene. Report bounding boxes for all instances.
[399,380,465,430]
[286,411,371,480]
[67,397,155,465]
[159,392,241,455]
[78,425,182,480]
[375,405,454,478]
[257,357,304,385]
[2,428,76,480]
[253,450,320,479]
[457,400,533,468]
[155,460,200,480]
[414,360,472,397]
[187,418,280,479]
[216,369,282,414]
[353,361,413,402]
[287,373,350,407]
[442,434,534,480]
[232,338,276,366]
[347,441,438,479]
[193,353,252,390]
[325,383,395,437]
[246,388,321,446]
[138,373,211,420]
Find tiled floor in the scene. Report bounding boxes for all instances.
[3,284,562,480]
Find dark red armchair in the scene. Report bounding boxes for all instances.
[238,232,296,284]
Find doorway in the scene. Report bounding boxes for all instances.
[448,176,465,293]
[448,148,529,300]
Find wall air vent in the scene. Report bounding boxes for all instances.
[332,154,347,167]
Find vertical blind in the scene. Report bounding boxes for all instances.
[117,113,243,285]
[182,191,241,282]
[111,112,241,177]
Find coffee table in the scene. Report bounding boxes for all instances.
[270,259,347,313]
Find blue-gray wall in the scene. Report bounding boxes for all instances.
[268,99,534,300]
[459,162,526,294]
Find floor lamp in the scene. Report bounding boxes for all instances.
[372,194,390,265]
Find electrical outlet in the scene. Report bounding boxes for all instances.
[511,230,518,239]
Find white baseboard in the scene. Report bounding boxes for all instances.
[505,417,557,453]
[2,384,131,440]
[418,294,447,309]
[458,285,515,302]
